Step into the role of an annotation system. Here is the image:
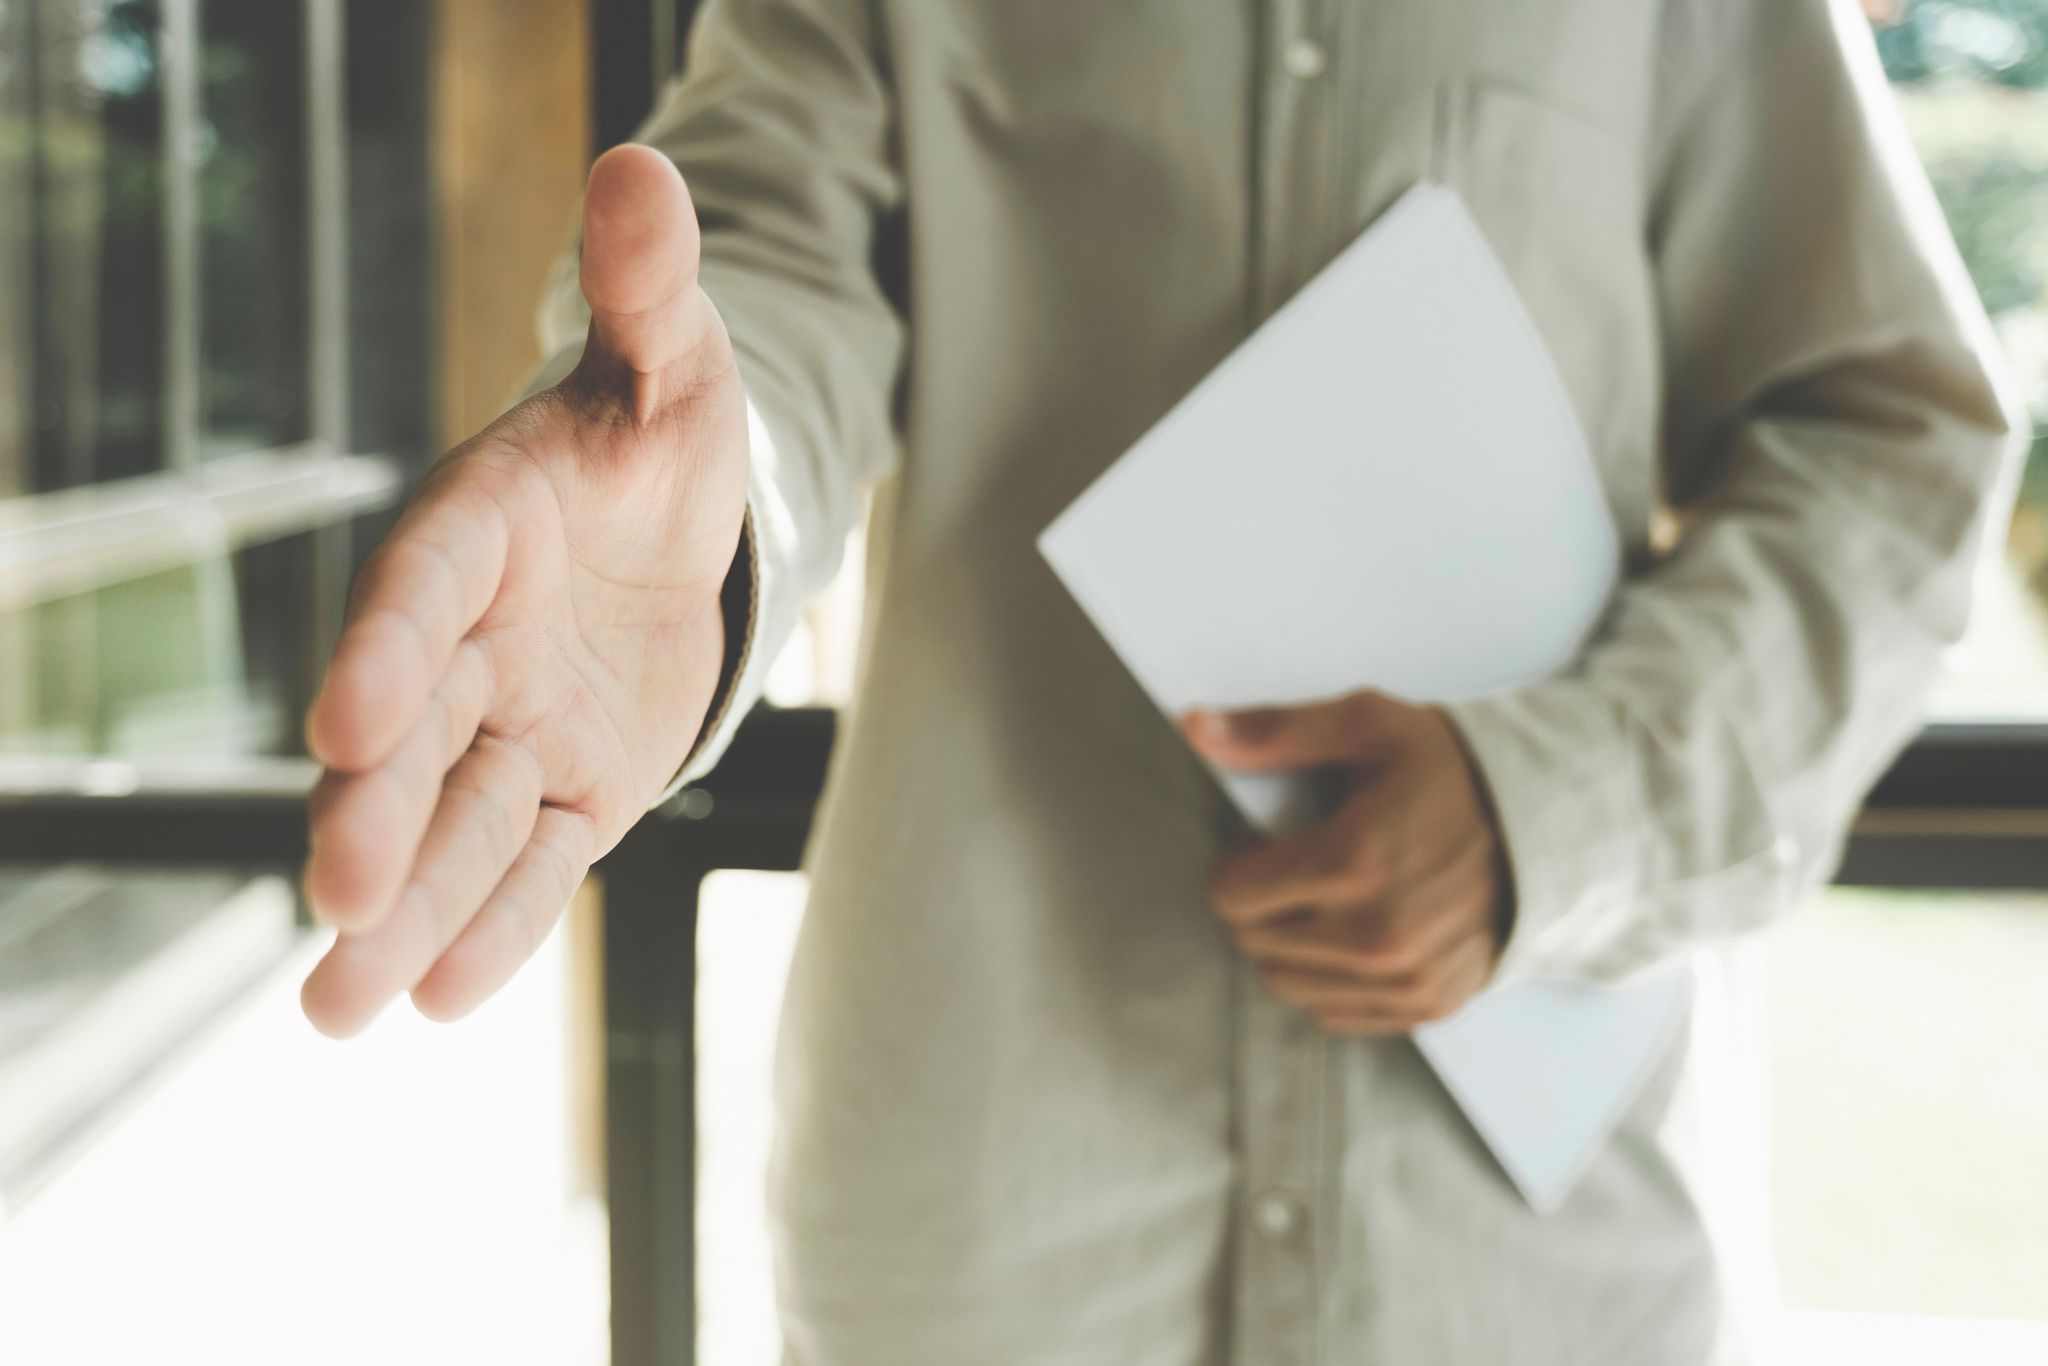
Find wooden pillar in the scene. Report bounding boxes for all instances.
[432,0,591,446]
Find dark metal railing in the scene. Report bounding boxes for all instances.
[2,708,2044,1365]
[596,705,833,1366]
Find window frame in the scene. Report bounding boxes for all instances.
[0,0,400,659]
[0,0,432,1219]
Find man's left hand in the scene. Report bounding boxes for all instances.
[1184,691,1512,1036]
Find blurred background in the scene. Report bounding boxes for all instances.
[0,2,2045,1364]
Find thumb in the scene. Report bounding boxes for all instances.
[578,143,715,379]
[1183,691,1408,772]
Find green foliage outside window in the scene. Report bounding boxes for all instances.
[1879,0,2048,606]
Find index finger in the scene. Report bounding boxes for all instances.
[306,481,509,773]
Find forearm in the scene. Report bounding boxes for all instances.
[1449,0,2026,985]
[1451,368,2019,984]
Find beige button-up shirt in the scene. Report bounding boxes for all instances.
[534,1,2022,1361]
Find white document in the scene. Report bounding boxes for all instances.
[1038,182,1688,1214]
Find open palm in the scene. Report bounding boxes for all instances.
[299,146,747,1037]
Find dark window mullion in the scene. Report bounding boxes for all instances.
[592,0,699,154]
[160,0,201,475]
[1870,723,2048,812]
[303,0,350,683]
[304,0,347,454]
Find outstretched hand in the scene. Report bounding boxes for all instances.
[300,145,748,1037]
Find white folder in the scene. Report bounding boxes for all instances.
[1038,182,1688,1213]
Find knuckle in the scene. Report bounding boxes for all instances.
[1401,966,1468,1023]
[1310,837,1364,892]
[1325,942,1373,976]
[536,811,596,890]
[1410,993,1462,1025]
[401,862,447,912]
[578,786,624,842]
[1319,808,1383,887]
[423,687,463,769]
[442,658,494,755]
[386,532,465,609]
[441,757,499,808]
[1351,689,1409,735]
[493,730,550,801]
[361,758,416,818]
[508,876,558,952]
[1341,839,1388,897]
[1399,985,1454,1024]
[1342,922,1413,974]
[1374,967,1426,999]
[1229,708,1281,745]
[1343,693,1393,746]
[444,760,529,860]
[307,768,348,824]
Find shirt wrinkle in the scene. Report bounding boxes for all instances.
[522,1,2020,1361]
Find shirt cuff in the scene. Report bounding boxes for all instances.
[658,500,764,804]
[518,341,768,808]
[1440,680,1643,986]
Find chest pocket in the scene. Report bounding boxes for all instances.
[1430,78,1659,540]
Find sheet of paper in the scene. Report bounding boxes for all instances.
[1038,182,1688,1213]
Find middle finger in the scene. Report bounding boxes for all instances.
[301,731,544,1037]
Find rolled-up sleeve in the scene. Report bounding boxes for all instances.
[1447,0,2027,986]
[529,0,905,796]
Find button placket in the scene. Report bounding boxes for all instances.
[1250,2,1339,322]
[1234,5,1338,1364]
[1283,37,1327,82]
[1232,961,1325,1366]
[1252,1187,1307,1241]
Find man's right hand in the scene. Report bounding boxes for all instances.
[299,145,748,1038]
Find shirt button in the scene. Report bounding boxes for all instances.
[1251,1188,1305,1241]
[1282,37,1328,82]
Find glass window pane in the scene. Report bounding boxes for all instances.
[0,0,376,768]
[1,2,33,501]
[1,1,429,1327]
[198,0,308,458]
[0,866,297,1198]
[1875,3,2048,716]
[696,870,804,1365]
[7,0,171,492]
[1,530,321,759]
[3,900,604,1360]
[1767,887,2048,1319]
